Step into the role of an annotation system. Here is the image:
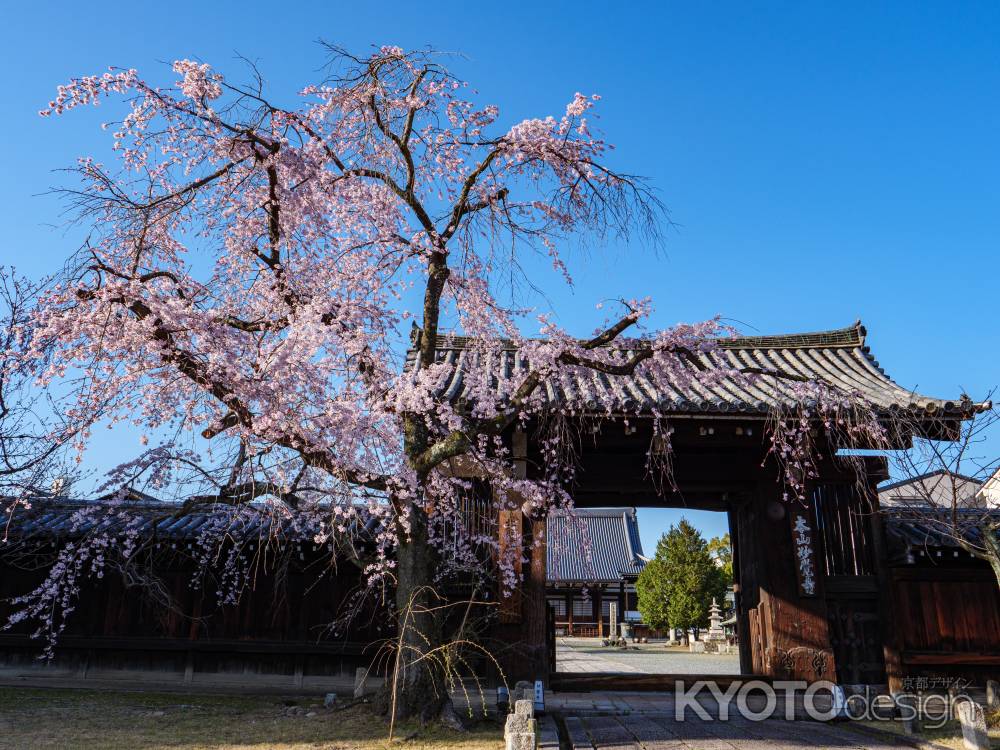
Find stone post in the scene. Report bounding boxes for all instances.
[505,699,537,750]
[665,625,677,646]
[893,692,919,736]
[987,680,999,709]
[353,667,369,698]
[956,700,989,750]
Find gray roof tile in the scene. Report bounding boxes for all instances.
[546,508,646,584]
[405,322,985,417]
[883,507,1000,551]
[2,497,378,543]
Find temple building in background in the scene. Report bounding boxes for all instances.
[545,508,646,637]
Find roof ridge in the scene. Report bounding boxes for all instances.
[718,321,865,351]
[878,469,983,493]
[408,322,986,420]
[621,508,644,563]
[423,321,867,352]
[884,506,1000,518]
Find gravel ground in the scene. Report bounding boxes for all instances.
[557,638,741,674]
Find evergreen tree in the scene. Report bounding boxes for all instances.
[635,556,671,630]
[708,533,734,581]
[636,519,728,640]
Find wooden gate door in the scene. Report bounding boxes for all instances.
[813,483,887,685]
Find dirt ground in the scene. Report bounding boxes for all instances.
[0,687,504,750]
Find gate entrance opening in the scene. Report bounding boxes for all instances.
[546,506,741,677]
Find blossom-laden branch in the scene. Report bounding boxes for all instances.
[0,268,83,523]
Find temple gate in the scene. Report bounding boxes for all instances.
[418,322,982,690]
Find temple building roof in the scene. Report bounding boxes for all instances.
[0,495,375,543]
[546,507,646,584]
[406,321,987,419]
[883,507,1000,557]
[878,470,986,509]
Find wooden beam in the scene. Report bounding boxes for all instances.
[550,672,763,692]
[902,652,1000,666]
[0,633,373,656]
[889,566,997,583]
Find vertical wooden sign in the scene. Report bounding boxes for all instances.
[789,508,818,597]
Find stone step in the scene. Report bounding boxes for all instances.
[538,715,561,750]
[564,715,596,749]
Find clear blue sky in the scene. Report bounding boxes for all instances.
[4,2,998,551]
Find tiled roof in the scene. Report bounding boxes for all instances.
[546,508,646,584]
[883,507,1000,551]
[406,322,986,417]
[1,497,375,543]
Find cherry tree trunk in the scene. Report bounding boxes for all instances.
[384,507,447,723]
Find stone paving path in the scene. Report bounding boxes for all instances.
[541,691,913,750]
[556,712,912,749]
[456,686,913,749]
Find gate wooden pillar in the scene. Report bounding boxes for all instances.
[495,508,548,682]
[522,512,549,679]
[751,478,837,682]
[871,504,903,692]
[728,499,755,675]
[494,429,550,683]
